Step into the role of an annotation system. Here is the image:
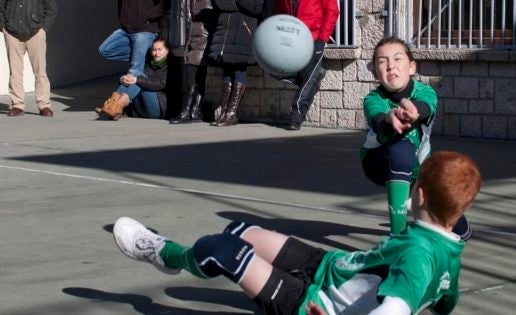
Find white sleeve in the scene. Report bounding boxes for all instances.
[368,296,411,315]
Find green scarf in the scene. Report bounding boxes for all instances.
[150,55,168,70]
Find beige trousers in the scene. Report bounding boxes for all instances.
[4,29,51,110]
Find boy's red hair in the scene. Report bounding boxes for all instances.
[418,151,482,226]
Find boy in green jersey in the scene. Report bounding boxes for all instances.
[113,151,481,315]
[360,37,471,238]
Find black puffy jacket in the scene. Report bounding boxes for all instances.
[0,0,57,40]
[208,0,263,65]
[184,0,217,66]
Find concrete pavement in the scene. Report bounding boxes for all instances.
[0,77,515,314]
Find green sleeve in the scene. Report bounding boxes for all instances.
[363,89,390,126]
[411,82,438,122]
[377,247,434,313]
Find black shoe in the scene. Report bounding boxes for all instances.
[280,77,297,85]
[452,215,473,241]
[169,112,192,124]
[271,74,297,85]
[39,107,54,117]
[285,122,301,131]
[7,107,25,116]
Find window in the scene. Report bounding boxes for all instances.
[393,0,515,48]
[329,0,357,47]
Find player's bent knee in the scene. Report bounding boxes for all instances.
[193,234,255,283]
[223,221,260,237]
[387,141,417,178]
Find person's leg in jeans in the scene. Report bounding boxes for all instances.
[98,30,155,76]
[115,84,141,101]
[100,84,141,120]
[26,29,51,111]
[138,91,162,119]
[98,29,131,62]
[127,32,156,77]
[232,64,248,85]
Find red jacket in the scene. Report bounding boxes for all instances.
[275,0,339,42]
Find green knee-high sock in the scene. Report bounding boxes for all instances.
[387,180,411,234]
[159,241,207,279]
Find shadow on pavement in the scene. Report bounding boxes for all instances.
[62,287,249,315]
[217,211,385,251]
[165,287,260,313]
[10,132,516,200]
[51,76,119,112]
[10,132,378,197]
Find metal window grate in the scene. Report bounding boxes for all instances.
[389,0,516,49]
[328,0,357,47]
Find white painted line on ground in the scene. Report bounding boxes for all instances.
[0,163,373,217]
[479,285,504,292]
[2,163,515,237]
[460,285,505,294]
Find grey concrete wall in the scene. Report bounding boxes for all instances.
[47,0,127,87]
[0,0,126,95]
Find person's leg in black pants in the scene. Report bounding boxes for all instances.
[286,41,326,130]
[170,64,205,124]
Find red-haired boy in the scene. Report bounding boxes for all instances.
[114,151,481,315]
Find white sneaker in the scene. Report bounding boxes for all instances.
[113,217,180,274]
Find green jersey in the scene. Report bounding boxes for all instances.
[300,221,464,315]
[360,80,438,166]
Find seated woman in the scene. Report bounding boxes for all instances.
[95,37,169,120]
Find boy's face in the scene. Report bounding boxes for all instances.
[374,43,416,93]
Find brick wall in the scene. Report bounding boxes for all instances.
[204,0,516,140]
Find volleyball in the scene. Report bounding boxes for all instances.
[252,15,314,77]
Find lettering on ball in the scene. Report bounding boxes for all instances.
[276,25,300,36]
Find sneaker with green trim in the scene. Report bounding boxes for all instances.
[113,217,180,274]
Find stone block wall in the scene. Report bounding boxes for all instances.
[414,50,516,139]
[204,0,516,140]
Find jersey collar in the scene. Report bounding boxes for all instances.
[379,79,414,103]
[415,220,461,241]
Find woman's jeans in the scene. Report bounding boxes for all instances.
[99,29,156,77]
[222,64,248,84]
[116,84,161,119]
